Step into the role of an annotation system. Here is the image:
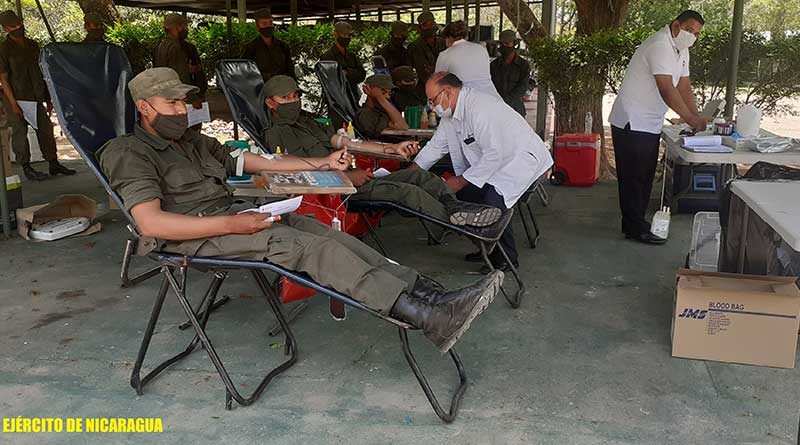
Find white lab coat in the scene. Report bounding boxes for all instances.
[414,88,553,208]
[435,39,501,98]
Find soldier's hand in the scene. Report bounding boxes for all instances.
[327,148,352,171]
[10,101,23,119]
[228,212,275,234]
[345,169,373,187]
[388,140,419,158]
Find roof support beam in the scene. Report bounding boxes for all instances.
[724,0,744,119]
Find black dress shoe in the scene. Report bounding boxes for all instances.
[479,259,519,274]
[49,161,76,176]
[391,271,503,352]
[464,251,484,262]
[625,232,667,245]
[22,164,48,181]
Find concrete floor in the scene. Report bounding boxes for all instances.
[1,159,798,445]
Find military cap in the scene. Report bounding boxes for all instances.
[334,21,352,35]
[128,67,198,101]
[390,20,408,37]
[499,29,518,44]
[391,66,417,84]
[364,74,394,90]
[0,10,22,27]
[84,12,105,25]
[253,8,272,20]
[442,20,467,39]
[163,13,188,28]
[416,11,434,25]
[264,75,299,98]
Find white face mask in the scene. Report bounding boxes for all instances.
[673,29,696,51]
[433,92,453,119]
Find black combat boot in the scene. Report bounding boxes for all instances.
[390,271,504,353]
[441,195,502,227]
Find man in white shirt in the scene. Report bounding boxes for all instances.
[608,10,707,245]
[434,20,500,98]
[415,72,553,272]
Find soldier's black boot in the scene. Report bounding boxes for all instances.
[391,271,504,353]
[23,163,48,181]
[49,161,76,176]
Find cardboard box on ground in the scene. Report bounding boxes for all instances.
[16,195,101,241]
[672,269,800,369]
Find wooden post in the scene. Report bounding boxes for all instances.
[329,0,335,21]
[474,0,480,41]
[378,6,383,23]
[463,0,469,25]
[237,0,246,22]
[291,0,298,24]
[446,0,452,24]
[355,0,361,21]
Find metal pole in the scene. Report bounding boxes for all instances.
[329,0,335,22]
[499,5,503,32]
[422,0,431,12]
[225,0,239,139]
[396,8,400,21]
[0,160,9,239]
[355,0,361,21]
[237,0,246,22]
[445,0,452,24]
[15,0,21,17]
[378,6,383,23]
[724,0,745,119]
[291,0,298,25]
[34,0,55,43]
[463,0,469,26]
[474,0,480,41]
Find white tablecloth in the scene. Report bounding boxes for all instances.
[661,125,800,165]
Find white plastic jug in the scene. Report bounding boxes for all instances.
[736,104,762,138]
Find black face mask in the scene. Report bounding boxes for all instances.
[272,100,302,125]
[421,28,436,39]
[8,26,24,39]
[86,29,105,41]
[337,37,351,48]
[148,107,189,140]
[398,84,417,92]
[178,29,188,40]
[499,46,515,58]
[259,26,274,38]
[392,37,406,46]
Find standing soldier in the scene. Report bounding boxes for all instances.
[490,30,530,117]
[82,12,107,43]
[241,8,295,83]
[320,21,366,129]
[0,10,75,180]
[391,66,425,111]
[153,13,206,112]
[407,12,446,98]
[378,21,410,71]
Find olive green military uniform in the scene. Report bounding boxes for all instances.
[490,54,530,117]
[153,36,207,103]
[354,105,390,139]
[82,12,106,42]
[407,37,446,97]
[99,124,417,312]
[241,37,294,83]
[378,22,411,71]
[0,36,57,164]
[320,46,366,100]
[390,66,426,112]
[264,112,452,229]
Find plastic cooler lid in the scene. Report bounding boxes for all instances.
[556,133,600,142]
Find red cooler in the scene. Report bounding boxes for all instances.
[553,133,600,186]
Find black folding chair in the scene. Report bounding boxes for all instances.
[314,60,365,137]
[37,42,159,288]
[218,60,525,308]
[215,59,271,152]
[515,178,549,249]
[41,44,470,422]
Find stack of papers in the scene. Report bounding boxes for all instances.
[681,135,732,153]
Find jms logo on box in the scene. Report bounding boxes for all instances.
[678,308,708,319]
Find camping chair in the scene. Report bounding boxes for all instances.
[515,177,549,249]
[314,60,364,137]
[41,43,470,422]
[215,59,271,153]
[34,42,159,288]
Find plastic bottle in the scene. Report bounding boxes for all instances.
[584,112,593,134]
[429,111,438,128]
[346,121,356,139]
[650,206,671,240]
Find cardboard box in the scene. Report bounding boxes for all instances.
[16,194,101,241]
[672,269,800,368]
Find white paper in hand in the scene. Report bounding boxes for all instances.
[187,102,211,127]
[18,101,38,129]
[237,196,303,217]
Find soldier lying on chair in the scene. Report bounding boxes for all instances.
[97,68,503,353]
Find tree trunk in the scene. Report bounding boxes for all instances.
[75,0,120,24]
[499,0,628,179]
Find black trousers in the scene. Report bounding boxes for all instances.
[457,183,518,264]
[611,124,661,237]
